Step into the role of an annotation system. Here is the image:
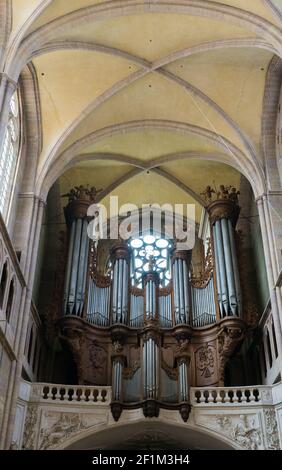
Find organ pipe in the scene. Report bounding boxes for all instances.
[172,250,192,325]
[111,242,130,325]
[207,194,241,317]
[63,204,89,317]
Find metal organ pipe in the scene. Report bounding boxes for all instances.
[173,253,191,326]
[228,219,242,316]
[178,259,185,323]
[214,220,229,316]
[173,260,180,324]
[178,361,189,402]
[63,221,76,315]
[111,243,130,325]
[113,360,123,401]
[68,219,82,315]
[183,260,189,322]
[117,259,123,322]
[221,218,237,315]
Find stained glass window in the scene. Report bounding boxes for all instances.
[129,235,172,288]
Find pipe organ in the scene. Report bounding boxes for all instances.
[60,185,247,422]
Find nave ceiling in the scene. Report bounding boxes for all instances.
[4,0,282,219]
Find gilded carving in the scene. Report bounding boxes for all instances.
[161,357,178,380]
[123,360,140,379]
[60,327,84,381]
[89,343,107,372]
[196,344,215,379]
[191,239,213,288]
[218,327,244,383]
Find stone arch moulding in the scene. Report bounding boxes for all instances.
[50,417,240,451]
[6,0,282,77]
[23,38,269,171]
[38,120,266,201]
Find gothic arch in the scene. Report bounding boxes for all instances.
[57,418,240,450]
[39,120,266,201]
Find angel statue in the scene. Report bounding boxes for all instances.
[74,185,89,200]
[89,186,103,202]
[61,188,77,203]
[200,185,215,202]
[217,184,230,200]
[228,187,240,204]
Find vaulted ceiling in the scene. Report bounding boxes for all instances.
[6,0,282,220]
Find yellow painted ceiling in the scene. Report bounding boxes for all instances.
[80,130,222,161]
[51,14,258,63]
[34,50,140,166]
[27,1,280,34]
[165,47,273,153]
[11,0,43,37]
[162,159,241,195]
[57,157,242,223]
[8,1,282,207]
[60,70,245,155]
[88,170,202,220]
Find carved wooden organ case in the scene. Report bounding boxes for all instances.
[60,192,246,422]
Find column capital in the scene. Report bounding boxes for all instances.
[0,73,17,90]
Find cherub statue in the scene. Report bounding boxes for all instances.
[89,186,103,202]
[200,185,216,202]
[228,187,240,204]
[217,184,230,200]
[75,185,89,200]
[61,188,77,203]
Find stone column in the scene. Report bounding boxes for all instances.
[1,197,45,449]
[0,75,17,150]
[257,196,282,361]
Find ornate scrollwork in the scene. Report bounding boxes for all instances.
[218,326,244,383]
[89,242,112,287]
[264,409,280,450]
[191,239,213,288]
[161,357,178,380]
[196,344,215,379]
[216,415,262,450]
[130,285,144,296]
[123,360,140,379]
[158,282,172,296]
[22,406,38,450]
[39,412,89,450]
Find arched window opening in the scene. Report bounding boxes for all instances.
[266,329,273,368]
[5,279,14,321]
[271,321,278,359]
[0,92,20,218]
[0,262,8,308]
[27,327,34,364]
[129,235,173,288]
